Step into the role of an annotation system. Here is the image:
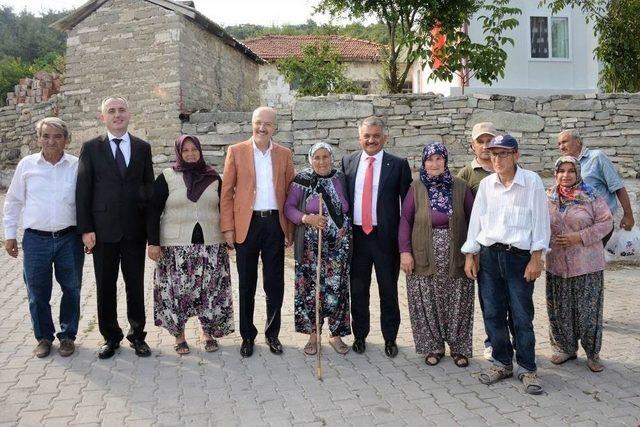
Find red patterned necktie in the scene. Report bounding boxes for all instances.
[362,156,375,234]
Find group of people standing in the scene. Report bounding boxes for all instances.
[3,97,635,396]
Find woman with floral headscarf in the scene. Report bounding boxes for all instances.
[147,135,234,355]
[284,142,352,356]
[546,156,612,372]
[398,142,475,367]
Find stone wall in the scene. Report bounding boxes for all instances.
[182,93,640,178]
[61,0,183,157]
[0,97,60,187]
[178,18,259,113]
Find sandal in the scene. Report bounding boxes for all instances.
[328,337,350,355]
[425,352,443,366]
[519,372,544,395]
[587,356,604,372]
[303,339,317,356]
[174,341,190,355]
[550,352,577,365]
[203,339,218,353]
[478,365,513,385]
[451,353,469,367]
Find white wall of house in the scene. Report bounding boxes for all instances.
[418,1,599,96]
[259,61,385,108]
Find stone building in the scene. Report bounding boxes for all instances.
[243,35,383,108]
[51,0,264,163]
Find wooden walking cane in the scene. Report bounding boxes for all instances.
[315,195,323,380]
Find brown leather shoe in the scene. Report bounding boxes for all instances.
[58,339,75,357]
[34,339,52,358]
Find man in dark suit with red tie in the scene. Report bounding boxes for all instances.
[341,116,412,357]
[76,96,154,359]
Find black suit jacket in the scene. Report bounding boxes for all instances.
[76,133,154,243]
[341,151,412,250]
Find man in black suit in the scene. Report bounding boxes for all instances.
[342,116,412,357]
[76,96,154,359]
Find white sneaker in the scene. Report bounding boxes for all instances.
[484,346,494,362]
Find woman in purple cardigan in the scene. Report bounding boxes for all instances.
[284,142,351,356]
[399,143,474,367]
[546,156,612,372]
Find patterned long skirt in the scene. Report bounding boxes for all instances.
[294,217,351,337]
[546,270,604,358]
[406,228,474,356]
[154,243,234,338]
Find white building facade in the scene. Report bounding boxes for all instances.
[415,1,599,96]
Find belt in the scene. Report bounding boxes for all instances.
[488,243,529,256]
[25,226,76,238]
[253,209,278,218]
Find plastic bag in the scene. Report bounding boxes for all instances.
[605,226,640,262]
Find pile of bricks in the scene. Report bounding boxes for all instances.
[5,71,62,107]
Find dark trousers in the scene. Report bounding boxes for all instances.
[350,225,401,342]
[479,287,516,349]
[235,214,285,340]
[478,245,537,372]
[92,239,146,343]
[22,230,84,342]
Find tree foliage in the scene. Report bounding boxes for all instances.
[225,19,389,44]
[315,0,521,94]
[275,41,361,96]
[0,6,68,104]
[424,0,521,94]
[540,0,640,92]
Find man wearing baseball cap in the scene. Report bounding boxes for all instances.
[461,134,550,394]
[459,122,515,362]
[458,122,497,195]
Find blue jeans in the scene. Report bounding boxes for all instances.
[478,245,536,373]
[22,230,84,342]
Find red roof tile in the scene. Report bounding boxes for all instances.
[243,35,382,62]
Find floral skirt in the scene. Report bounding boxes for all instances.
[546,270,604,358]
[154,243,234,338]
[294,218,351,337]
[406,228,474,356]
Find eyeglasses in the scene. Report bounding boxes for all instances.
[489,150,515,158]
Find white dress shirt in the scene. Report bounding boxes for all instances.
[3,152,79,239]
[353,150,384,226]
[252,138,278,210]
[107,131,131,165]
[461,167,550,254]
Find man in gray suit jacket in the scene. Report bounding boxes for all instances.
[342,116,412,357]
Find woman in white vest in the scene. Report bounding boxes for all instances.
[147,135,233,355]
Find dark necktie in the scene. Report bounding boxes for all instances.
[112,138,127,177]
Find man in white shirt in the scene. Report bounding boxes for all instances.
[220,107,295,358]
[3,118,84,358]
[341,116,412,357]
[462,134,550,395]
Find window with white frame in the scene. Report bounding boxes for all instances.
[530,16,569,59]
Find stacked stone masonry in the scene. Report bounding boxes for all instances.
[4,72,62,107]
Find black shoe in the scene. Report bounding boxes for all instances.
[130,340,151,357]
[98,341,120,359]
[240,338,254,358]
[266,337,283,355]
[384,340,398,358]
[352,338,366,354]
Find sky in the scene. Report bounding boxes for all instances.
[1,0,347,26]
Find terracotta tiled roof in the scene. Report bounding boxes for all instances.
[243,35,382,62]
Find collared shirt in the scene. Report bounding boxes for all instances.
[252,138,278,210]
[353,150,384,226]
[461,167,550,253]
[3,152,79,239]
[578,146,624,213]
[457,158,492,195]
[107,131,131,165]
